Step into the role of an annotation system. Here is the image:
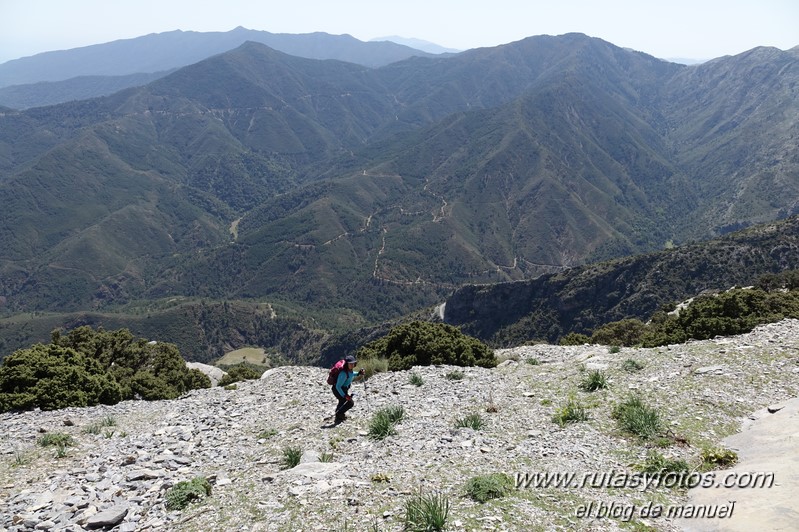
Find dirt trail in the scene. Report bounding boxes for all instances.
[678,397,799,531]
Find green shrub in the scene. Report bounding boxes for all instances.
[526,358,540,366]
[621,359,645,372]
[218,363,264,386]
[356,321,496,371]
[51,327,211,401]
[445,370,464,380]
[552,396,589,426]
[455,413,484,430]
[0,344,121,412]
[465,473,513,503]
[408,373,424,386]
[700,447,738,470]
[404,490,449,531]
[371,472,391,483]
[165,477,212,511]
[591,319,647,347]
[369,413,397,441]
[0,326,212,413]
[83,416,116,435]
[257,429,278,440]
[559,332,590,346]
[612,396,662,439]
[579,370,608,392]
[638,285,799,347]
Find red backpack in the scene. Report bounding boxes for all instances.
[326,359,347,385]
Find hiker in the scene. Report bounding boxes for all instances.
[331,355,363,423]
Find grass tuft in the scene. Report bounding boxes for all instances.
[552,396,589,426]
[612,395,662,439]
[404,490,449,531]
[368,405,405,440]
[280,446,303,469]
[455,413,484,430]
[579,370,608,391]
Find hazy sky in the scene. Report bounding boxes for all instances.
[1,0,797,64]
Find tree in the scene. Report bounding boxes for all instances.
[357,321,496,371]
[0,344,121,412]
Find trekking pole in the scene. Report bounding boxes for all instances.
[325,393,356,422]
[362,376,370,412]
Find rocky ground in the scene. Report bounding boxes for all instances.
[2,319,798,532]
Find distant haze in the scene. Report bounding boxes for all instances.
[1,0,797,64]
[370,36,461,55]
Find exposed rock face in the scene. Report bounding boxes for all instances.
[2,320,798,531]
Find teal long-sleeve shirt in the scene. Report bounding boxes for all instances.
[335,369,361,397]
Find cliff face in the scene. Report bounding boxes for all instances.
[2,320,798,530]
[444,216,799,345]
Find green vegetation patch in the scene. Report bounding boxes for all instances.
[357,321,496,371]
[578,370,608,392]
[368,405,405,440]
[404,490,450,532]
[218,362,264,386]
[465,473,514,503]
[0,326,211,412]
[552,396,590,426]
[612,395,662,439]
[165,476,212,511]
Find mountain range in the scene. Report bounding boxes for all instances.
[0,32,797,360]
[0,27,435,109]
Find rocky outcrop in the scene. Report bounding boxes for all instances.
[2,320,798,531]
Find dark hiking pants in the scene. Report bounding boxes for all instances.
[332,385,353,420]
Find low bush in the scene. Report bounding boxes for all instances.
[37,432,76,448]
[165,477,212,511]
[640,451,691,483]
[465,473,514,503]
[700,447,738,470]
[0,326,212,412]
[621,359,645,372]
[218,363,264,386]
[356,321,496,371]
[559,332,590,346]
